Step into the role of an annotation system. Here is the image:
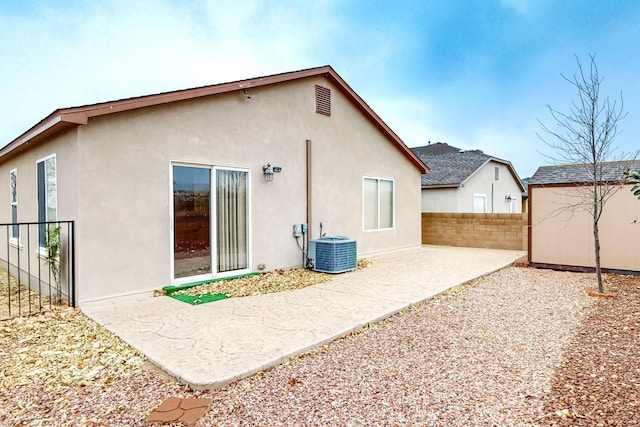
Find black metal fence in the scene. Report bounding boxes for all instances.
[0,221,75,320]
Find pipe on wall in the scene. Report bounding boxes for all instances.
[306,139,312,262]
[491,182,494,213]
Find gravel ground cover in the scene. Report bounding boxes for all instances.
[172,259,371,298]
[1,266,638,426]
[0,272,54,320]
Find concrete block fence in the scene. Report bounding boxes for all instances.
[421,213,528,251]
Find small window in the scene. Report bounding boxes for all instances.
[315,85,331,116]
[495,167,499,180]
[37,155,57,248]
[364,177,394,230]
[10,169,18,241]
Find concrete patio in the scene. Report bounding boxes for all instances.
[81,245,525,390]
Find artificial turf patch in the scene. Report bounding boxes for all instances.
[168,292,230,305]
[163,272,259,305]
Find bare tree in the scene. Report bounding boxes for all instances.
[538,53,635,293]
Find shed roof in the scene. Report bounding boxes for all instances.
[529,160,640,185]
[1,66,427,173]
[410,143,524,191]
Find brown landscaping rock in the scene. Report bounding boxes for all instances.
[146,397,212,425]
[586,287,618,298]
[514,255,529,267]
[540,274,640,426]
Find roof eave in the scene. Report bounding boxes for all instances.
[1,65,428,174]
[0,112,84,160]
[421,183,460,189]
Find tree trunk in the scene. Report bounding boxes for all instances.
[594,220,604,293]
[593,181,604,293]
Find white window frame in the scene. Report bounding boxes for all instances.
[473,193,487,213]
[363,177,395,231]
[9,168,19,245]
[169,162,252,285]
[36,154,58,252]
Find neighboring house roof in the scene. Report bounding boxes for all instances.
[529,160,640,186]
[411,143,525,192]
[1,66,428,174]
[411,142,460,157]
[521,177,529,197]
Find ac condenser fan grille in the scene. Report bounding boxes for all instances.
[310,237,357,274]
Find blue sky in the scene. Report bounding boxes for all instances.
[1,0,639,178]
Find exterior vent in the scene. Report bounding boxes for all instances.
[309,237,357,273]
[315,85,331,116]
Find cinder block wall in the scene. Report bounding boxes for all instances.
[421,213,528,251]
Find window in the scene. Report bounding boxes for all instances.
[10,169,18,241]
[495,167,499,180]
[473,194,486,213]
[37,155,57,248]
[364,177,394,230]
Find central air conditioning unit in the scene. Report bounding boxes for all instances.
[308,237,357,274]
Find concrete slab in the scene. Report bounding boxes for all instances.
[81,245,525,390]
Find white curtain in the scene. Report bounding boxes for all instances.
[379,179,393,228]
[217,169,248,272]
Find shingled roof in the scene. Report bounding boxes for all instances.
[529,160,640,185]
[410,143,524,190]
[411,142,460,157]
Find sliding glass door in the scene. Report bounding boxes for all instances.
[172,165,249,282]
[173,166,212,279]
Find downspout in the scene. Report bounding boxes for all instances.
[527,187,532,262]
[306,139,312,266]
[491,183,494,213]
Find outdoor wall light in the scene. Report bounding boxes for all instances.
[262,163,282,182]
[505,195,513,202]
[263,164,274,182]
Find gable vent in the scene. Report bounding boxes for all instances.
[315,85,331,116]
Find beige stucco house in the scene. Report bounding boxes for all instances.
[529,161,640,273]
[0,66,427,303]
[411,143,525,213]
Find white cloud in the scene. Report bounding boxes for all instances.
[0,0,347,142]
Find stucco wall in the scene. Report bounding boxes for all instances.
[0,129,79,296]
[529,184,640,272]
[421,161,522,213]
[63,76,422,301]
[421,187,458,212]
